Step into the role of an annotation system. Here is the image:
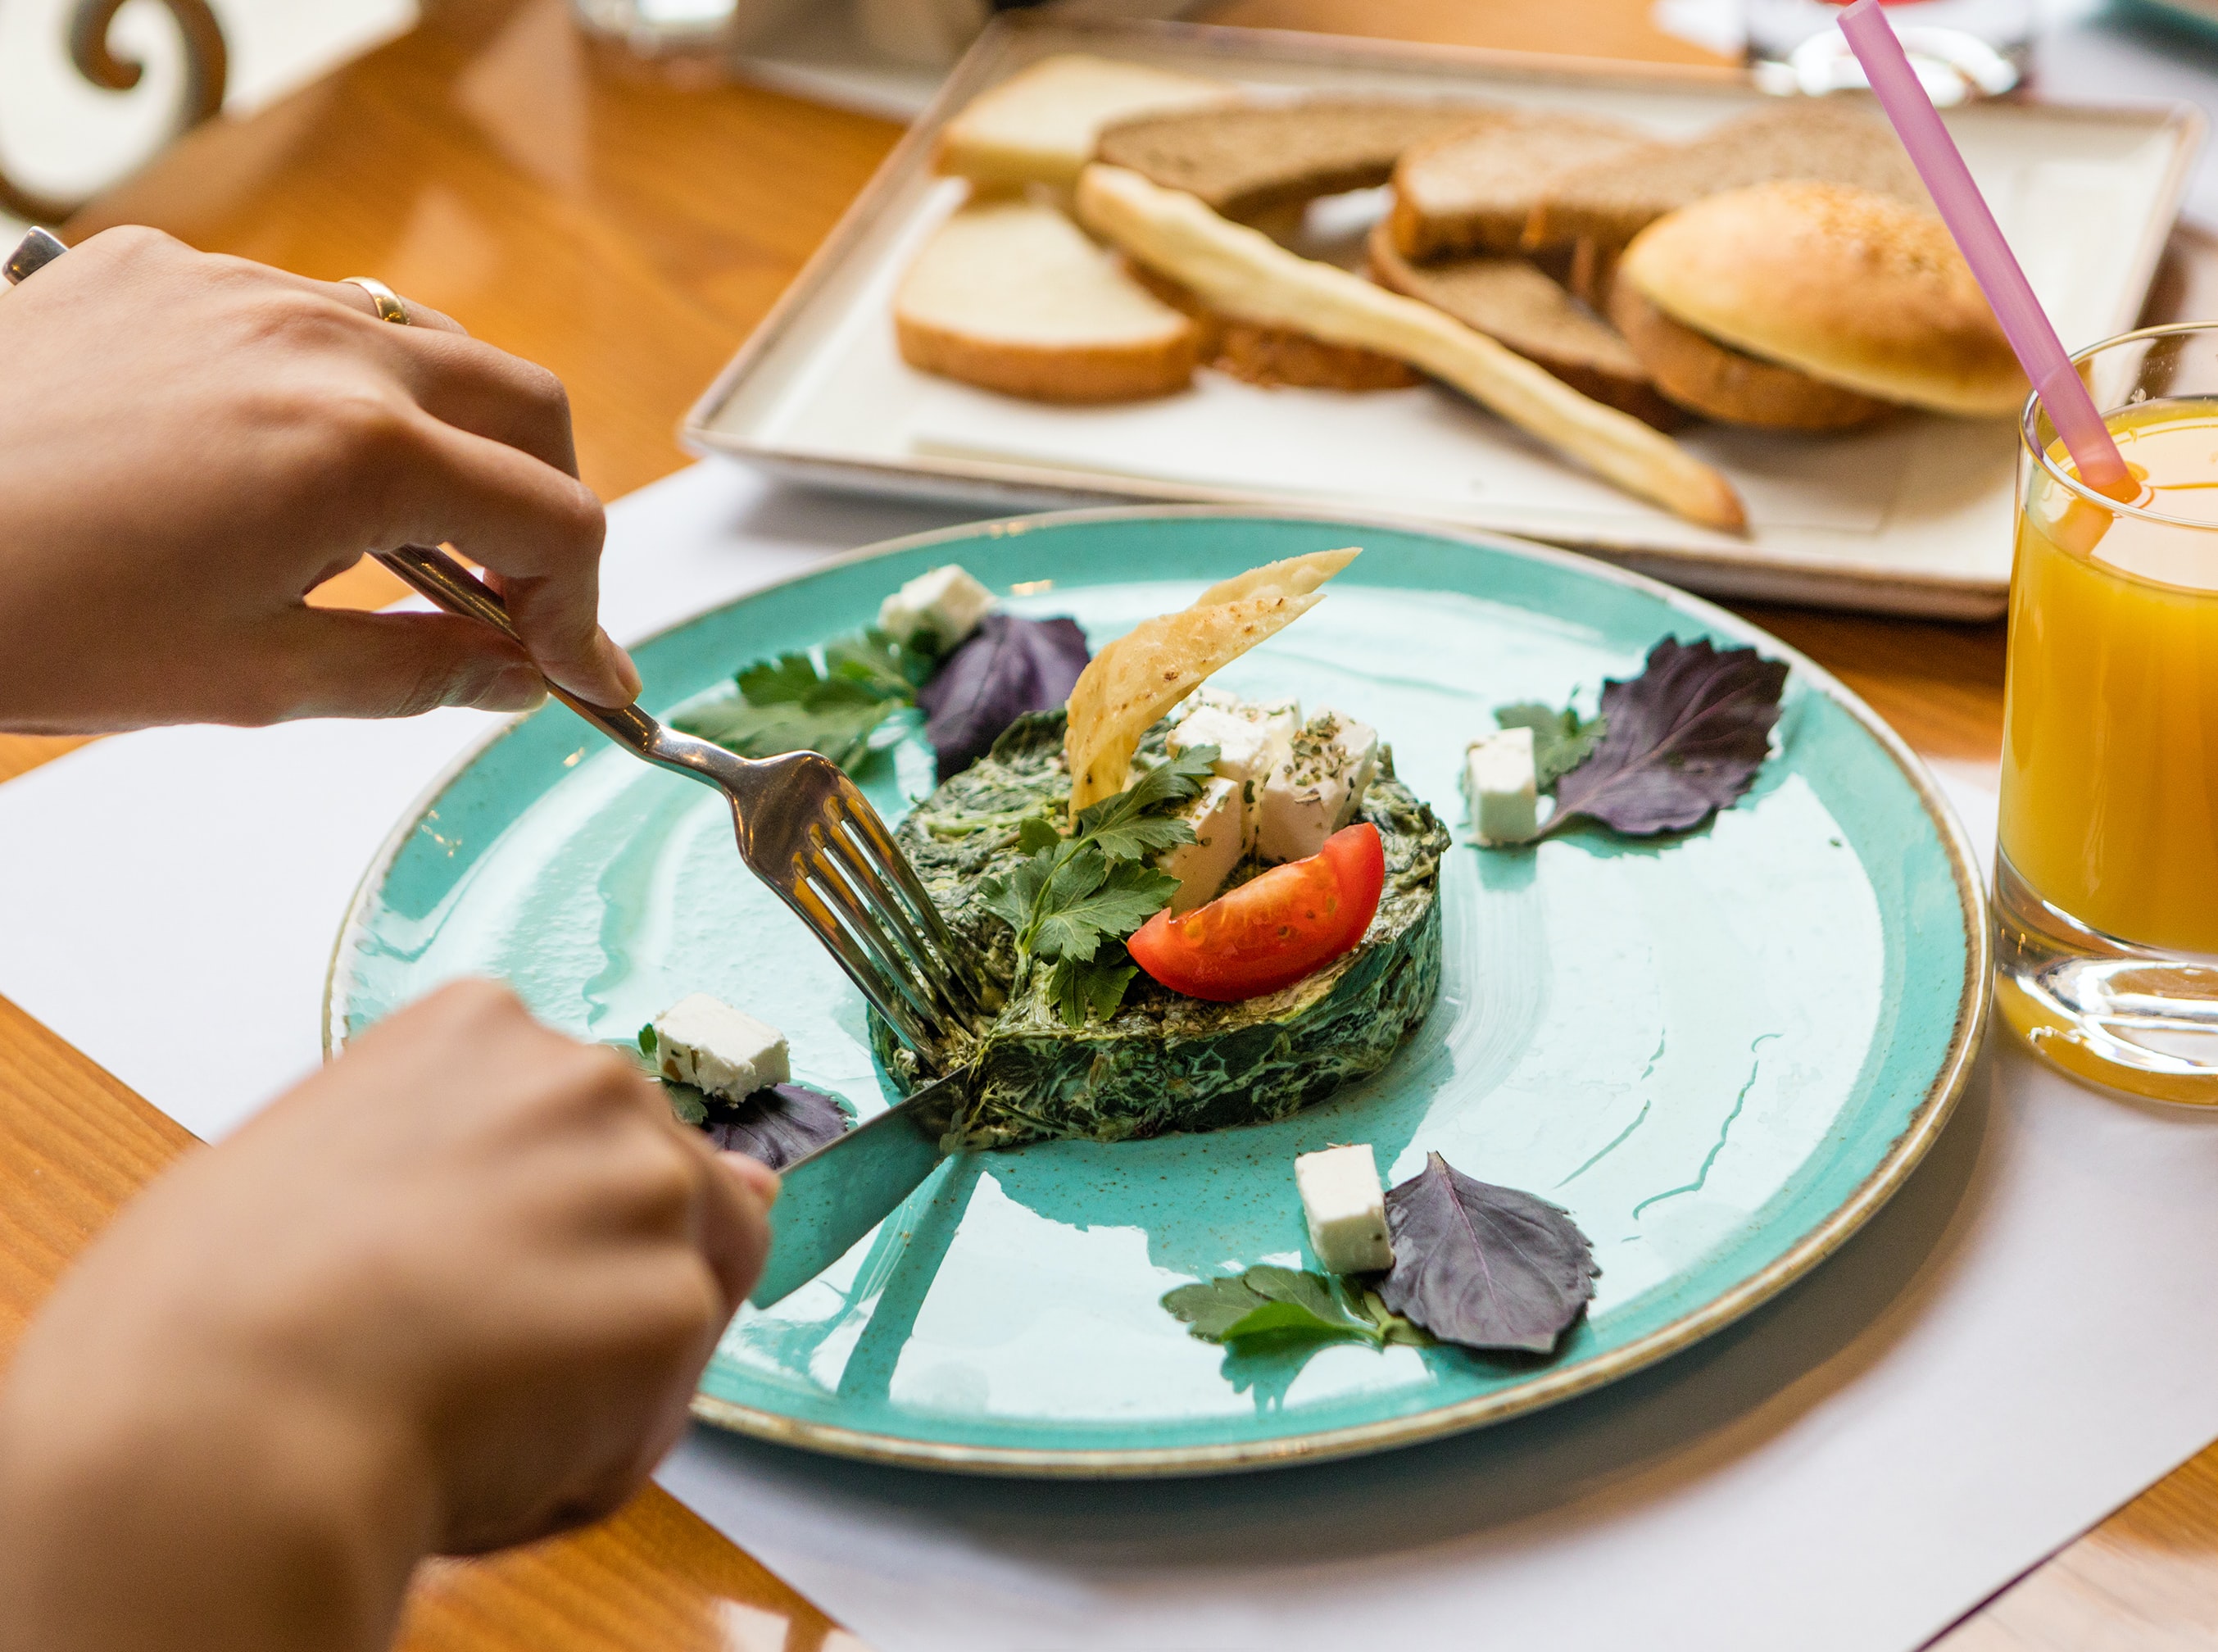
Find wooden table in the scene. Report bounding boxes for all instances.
[4,1,2214,1645]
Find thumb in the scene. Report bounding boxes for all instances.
[254,607,548,723]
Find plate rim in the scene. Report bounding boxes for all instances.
[324,502,1992,1477]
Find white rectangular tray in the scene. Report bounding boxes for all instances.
[684,15,2202,619]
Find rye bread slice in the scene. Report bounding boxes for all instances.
[1367,220,1683,429]
[1390,111,1650,260]
[1524,102,1929,255]
[1095,99,1496,221]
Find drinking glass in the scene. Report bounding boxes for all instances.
[1745,0,2032,103]
[1995,321,2218,1103]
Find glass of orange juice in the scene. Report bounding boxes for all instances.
[1997,321,2218,1101]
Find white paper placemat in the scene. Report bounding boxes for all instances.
[5,460,2217,1651]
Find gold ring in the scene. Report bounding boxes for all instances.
[342,275,410,325]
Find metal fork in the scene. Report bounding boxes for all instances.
[376,545,983,1056]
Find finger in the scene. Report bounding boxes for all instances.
[719,1151,780,1207]
[691,1146,776,1316]
[243,607,548,724]
[238,268,581,480]
[320,276,468,335]
[378,415,637,705]
[383,329,581,480]
[306,281,579,480]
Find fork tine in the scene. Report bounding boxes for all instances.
[830,778,984,980]
[801,840,947,1037]
[779,872,938,1052]
[818,817,982,1028]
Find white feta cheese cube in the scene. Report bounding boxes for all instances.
[876,564,996,651]
[1177,685,1245,718]
[652,993,789,1102]
[1154,777,1244,914]
[1295,1143,1393,1274]
[1168,706,1277,787]
[1166,709,1277,852]
[1255,709,1379,864]
[1465,726,1539,845]
[1243,696,1303,754]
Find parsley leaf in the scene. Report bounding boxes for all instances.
[1495,701,1607,787]
[674,695,901,774]
[980,848,1055,936]
[664,1083,710,1127]
[825,628,933,697]
[1163,1266,1429,1349]
[975,747,1211,1024]
[1045,953,1139,1028]
[1033,856,1182,963]
[1073,744,1218,860]
[675,629,925,774]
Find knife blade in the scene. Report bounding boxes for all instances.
[746,1065,969,1309]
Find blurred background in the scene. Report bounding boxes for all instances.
[14,0,2218,245]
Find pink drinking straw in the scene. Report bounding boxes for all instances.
[1836,0,2136,497]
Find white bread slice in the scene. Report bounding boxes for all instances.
[934,53,1238,189]
[895,196,1203,402]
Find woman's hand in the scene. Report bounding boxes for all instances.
[0,982,773,1652]
[0,226,639,733]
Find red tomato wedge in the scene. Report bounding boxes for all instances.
[1127,823,1386,1003]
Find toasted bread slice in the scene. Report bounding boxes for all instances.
[1095,99,1494,222]
[934,54,1238,189]
[1390,111,1649,261]
[895,197,1203,402]
[1525,102,1929,256]
[1607,281,1892,431]
[1368,220,1681,429]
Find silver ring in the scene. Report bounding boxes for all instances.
[342,275,410,325]
[4,227,66,288]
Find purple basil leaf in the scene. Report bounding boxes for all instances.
[1545,638,1788,837]
[1377,1153,1597,1355]
[917,613,1090,778]
[701,1083,851,1171]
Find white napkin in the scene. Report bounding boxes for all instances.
[4,461,2215,1652]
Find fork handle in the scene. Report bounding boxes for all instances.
[374,545,661,753]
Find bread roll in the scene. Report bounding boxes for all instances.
[1608,282,1892,431]
[1619,179,2025,417]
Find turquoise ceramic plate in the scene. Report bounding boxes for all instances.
[328,508,1985,1477]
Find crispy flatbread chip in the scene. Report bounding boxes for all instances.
[1192,546,1360,608]
[1064,547,1358,810]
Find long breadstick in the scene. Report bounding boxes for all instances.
[1074,164,1746,533]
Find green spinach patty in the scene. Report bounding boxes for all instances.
[872,710,1449,1149]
